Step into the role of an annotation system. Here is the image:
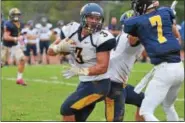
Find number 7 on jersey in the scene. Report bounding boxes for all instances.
[149,15,167,44]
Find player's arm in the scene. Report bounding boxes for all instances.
[47,26,66,56]
[88,51,110,75]
[3,27,20,42]
[26,34,38,40]
[128,35,140,46]
[167,7,181,44]
[123,18,138,37]
[88,38,116,75]
[172,22,182,45]
[47,37,62,56]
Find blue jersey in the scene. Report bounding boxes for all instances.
[1,19,5,40]
[124,7,181,65]
[3,20,24,47]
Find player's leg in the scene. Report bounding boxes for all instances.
[14,46,26,86]
[105,82,125,121]
[24,44,31,65]
[39,41,44,64]
[45,41,50,64]
[162,86,181,121]
[60,79,111,121]
[162,63,184,121]
[124,84,145,121]
[75,103,96,121]
[1,45,9,67]
[140,63,182,121]
[32,44,38,64]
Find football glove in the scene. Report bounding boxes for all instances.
[49,38,76,54]
[63,64,89,79]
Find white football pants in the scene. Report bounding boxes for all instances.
[139,62,184,121]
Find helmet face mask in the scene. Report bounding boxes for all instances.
[82,14,103,33]
[131,0,157,15]
[9,8,21,22]
[41,17,48,26]
[80,3,104,33]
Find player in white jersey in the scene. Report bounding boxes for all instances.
[36,17,52,64]
[47,3,116,121]
[23,20,39,65]
[65,10,145,121]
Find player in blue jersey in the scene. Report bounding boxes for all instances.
[123,0,184,121]
[2,8,27,86]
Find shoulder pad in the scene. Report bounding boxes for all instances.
[61,22,80,38]
[46,23,52,29]
[95,29,115,47]
[158,6,172,12]
[35,23,42,29]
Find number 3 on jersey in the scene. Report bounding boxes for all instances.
[75,47,84,64]
[149,15,167,44]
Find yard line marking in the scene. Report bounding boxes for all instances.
[2,77,78,87]
[176,98,184,101]
[179,118,184,121]
[2,77,184,102]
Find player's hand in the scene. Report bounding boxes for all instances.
[63,64,89,79]
[17,35,24,42]
[50,38,76,54]
[58,38,76,52]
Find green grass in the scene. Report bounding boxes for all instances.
[1,63,184,121]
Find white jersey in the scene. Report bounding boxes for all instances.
[108,31,144,84]
[21,27,39,44]
[53,27,61,38]
[36,23,52,40]
[61,22,115,82]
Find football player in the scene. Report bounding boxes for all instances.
[48,3,116,121]
[23,20,39,65]
[71,10,145,122]
[36,17,52,64]
[123,0,184,121]
[2,8,27,86]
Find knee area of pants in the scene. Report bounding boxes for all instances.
[139,108,153,116]
[60,103,74,115]
[17,55,25,62]
[162,105,173,112]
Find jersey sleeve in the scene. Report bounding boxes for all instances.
[167,8,175,24]
[167,7,175,19]
[96,30,116,52]
[160,7,175,24]
[60,22,79,40]
[4,21,13,31]
[123,18,138,37]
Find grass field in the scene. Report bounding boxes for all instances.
[1,63,184,121]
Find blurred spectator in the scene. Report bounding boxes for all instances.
[108,17,121,37]
[51,20,64,41]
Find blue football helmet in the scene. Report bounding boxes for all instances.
[80,3,104,33]
[131,0,158,15]
[9,8,21,21]
[120,10,135,25]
